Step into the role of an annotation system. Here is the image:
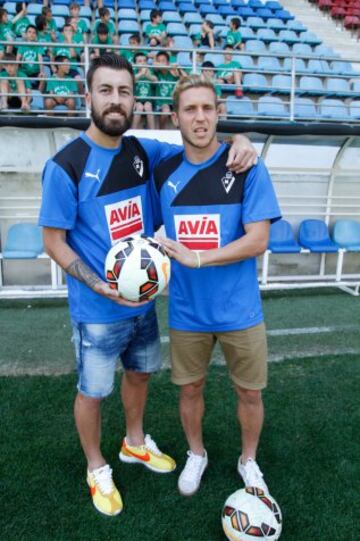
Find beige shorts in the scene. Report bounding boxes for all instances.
[169,322,268,390]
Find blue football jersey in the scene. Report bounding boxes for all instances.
[153,143,281,332]
[39,132,180,323]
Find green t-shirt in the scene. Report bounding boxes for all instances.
[37,31,52,55]
[0,22,16,41]
[214,83,222,97]
[54,34,83,60]
[217,60,242,79]
[46,75,78,96]
[12,16,31,37]
[17,44,41,75]
[0,68,31,91]
[119,48,147,63]
[134,68,155,102]
[145,22,166,38]
[76,18,89,34]
[155,71,177,106]
[94,19,116,36]
[47,18,57,33]
[226,30,242,47]
[92,34,112,46]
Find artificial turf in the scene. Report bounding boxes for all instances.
[1,354,360,541]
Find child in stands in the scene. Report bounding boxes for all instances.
[44,55,77,116]
[226,17,243,50]
[0,52,31,110]
[217,44,243,98]
[16,24,44,89]
[133,51,157,130]
[145,9,167,47]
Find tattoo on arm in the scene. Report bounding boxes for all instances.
[66,258,101,290]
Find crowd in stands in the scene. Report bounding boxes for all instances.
[0,0,359,123]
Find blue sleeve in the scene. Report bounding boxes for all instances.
[242,159,282,225]
[149,175,163,230]
[38,159,78,229]
[138,138,182,173]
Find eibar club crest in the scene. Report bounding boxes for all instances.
[221,170,235,194]
[133,155,144,177]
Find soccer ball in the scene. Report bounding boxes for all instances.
[105,236,171,301]
[222,487,282,541]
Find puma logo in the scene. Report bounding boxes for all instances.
[168,180,180,193]
[85,168,101,182]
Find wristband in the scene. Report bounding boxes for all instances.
[195,251,201,268]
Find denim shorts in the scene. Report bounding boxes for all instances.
[72,307,161,399]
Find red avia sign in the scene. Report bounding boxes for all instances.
[105,196,144,243]
[174,214,220,250]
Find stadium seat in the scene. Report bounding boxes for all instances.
[226,96,256,116]
[163,11,182,22]
[245,39,267,53]
[314,44,339,58]
[119,33,132,45]
[271,74,292,94]
[287,20,307,33]
[80,6,92,18]
[3,3,16,15]
[257,55,283,72]
[218,5,237,16]
[292,43,313,57]
[274,9,295,21]
[256,8,275,21]
[240,27,257,41]
[307,59,331,74]
[52,5,69,16]
[299,76,324,96]
[177,52,193,67]
[256,28,279,43]
[118,0,136,6]
[30,90,44,112]
[236,55,255,70]
[257,96,288,117]
[300,31,322,46]
[237,7,256,18]
[268,220,301,253]
[325,78,352,97]
[333,220,360,250]
[203,52,224,66]
[268,41,290,56]
[330,61,356,76]
[173,35,194,48]
[349,100,360,119]
[118,20,139,33]
[3,224,44,259]
[183,12,203,25]
[247,16,268,29]
[283,57,307,74]
[278,30,301,45]
[206,14,225,26]
[231,0,247,8]
[267,18,286,31]
[298,219,340,253]
[248,0,263,8]
[265,1,282,10]
[159,1,178,11]
[242,73,269,93]
[27,4,44,15]
[199,5,219,15]
[189,23,202,37]
[178,2,198,13]
[319,99,350,120]
[294,97,318,119]
[118,8,137,20]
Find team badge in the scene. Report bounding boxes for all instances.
[133,155,144,177]
[221,170,235,194]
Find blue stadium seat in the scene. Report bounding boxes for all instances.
[237,7,256,18]
[236,54,255,70]
[256,8,275,20]
[257,55,283,72]
[214,0,229,6]
[349,100,360,119]
[287,20,307,33]
[319,99,350,120]
[274,9,294,21]
[299,76,324,96]
[52,5,69,16]
[330,61,356,76]
[178,2,198,13]
[256,28,278,43]
[268,220,301,253]
[96,7,115,18]
[265,1,282,10]
[118,8,137,20]
[140,10,151,22]
[183,12,203,25]
[206,14,225,26]
[27,4,44,15]
[333,220,360,250]
[218,6,237,16]
[30,90,44,112]
[242,73,269,93]
[173,35,194,48]
[118,20,139,33]
[271,74,292,94]
[53,16,66,28]
[245,39,267,53]
[3,3,16,15]
[300,31,322,46]
[248,0,263,8]
[189,23,202,37]
[292,43,313,57]
[204,52,224,66]
[307,59,331,75]
[163,11,182,22]
[257,96,288,117]
[247,16,268,29]
[199,5,219,15]
[268,41,290,55]
[80,6,92,18]
[283,57,307,73]
[159,1,178,10]
[231,0,246,7]
[3,224,44,259]
[298,220,339,253]
[226,96,256,116]
[118,0,136,6]
[314,44,339,58]
[119,33,132,45]
[267,18,285,31]
[138,0,156,7]
[325,78,352,98]
[240,27,256,41]
[278,30,300,44]
[195,0,211,5]
[294,97,318,119]
[177,52,193,67]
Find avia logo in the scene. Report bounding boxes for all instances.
[167,180,181,194]
[221,170,235,194]
[174,214,220,251]
[85,168,101,182]
[133,155,144,177]
[105,196,144,243]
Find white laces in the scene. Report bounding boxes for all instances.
[144,434,162,456]
[91,465,114,495]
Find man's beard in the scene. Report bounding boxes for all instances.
[91,104,133,137]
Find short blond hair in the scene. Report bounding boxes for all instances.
[172,74,218,112]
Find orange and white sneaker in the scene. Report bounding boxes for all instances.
[86,464,123,516]
[119,434,176,473]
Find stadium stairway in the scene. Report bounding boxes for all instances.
[280,0,360,60]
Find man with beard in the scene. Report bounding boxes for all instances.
[38,54,257,517]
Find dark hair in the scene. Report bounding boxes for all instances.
[26,24,37,33]
[134,51,147,62]
[0,8,7,23]
[54,54,68,65]
[16,2,25,15]
[99,7,110,17]
[223,44,234,50]
[156,50,169,61]
[69,2,80,9]
[62,23,73,32]
[3,52,16,62]
[97,22,109,35]
[150,8,161,21]
[230,17,241,29]
[204,20,214,29]
[41,6,51,16]
[201,61,215,69]
[129,33,140,42]
[35,14,47,31]
[86,52,134,91]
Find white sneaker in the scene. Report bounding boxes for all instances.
[237,457,269,494]
[178,450,208,496]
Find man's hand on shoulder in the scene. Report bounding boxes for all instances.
[226,134,258,174]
